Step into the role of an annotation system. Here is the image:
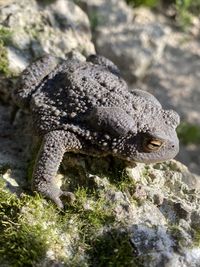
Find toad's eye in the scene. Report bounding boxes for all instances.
[143,139,163,152]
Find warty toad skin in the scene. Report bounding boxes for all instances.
[13,54,180,208]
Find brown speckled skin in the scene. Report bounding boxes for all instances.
[13,54,180,208]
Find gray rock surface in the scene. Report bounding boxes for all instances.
[125,161,200,267]
[0,105,32,192]
[62,156,200,267]
[79,0,170,82]
[0,0,95,74]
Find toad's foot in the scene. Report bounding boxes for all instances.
[33,182,75,209]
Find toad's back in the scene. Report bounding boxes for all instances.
[30,59,134,134]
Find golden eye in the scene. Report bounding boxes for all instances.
[143,139,163,152]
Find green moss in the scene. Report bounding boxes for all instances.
[0,155,144,266]
[36,0,56,5]
[125,0,199,30]
[63,185,141,266]
[175,0,193,29]
[0,26,13,76]
[88,11,99,32]
[175,0,200,29]
[88,228,141,267]
[0,27,12,76]
[170,224,187,247]
[193,228,200,247]
[0,40,10,76]
[0,41,10,76]
[177,122,200,145]
[65,187,115,232]
[113,170,137,199]
[193,225,200,247]
[126,0,159,7]
[0,178,73,266]
[69,188,138,266]
[0,26,12,45]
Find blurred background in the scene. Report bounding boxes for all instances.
[0,0,200,174]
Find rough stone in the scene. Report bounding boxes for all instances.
[138,34,200,174]
[0,0,95,79]
[0,105,32,193]
[79,1,170,82]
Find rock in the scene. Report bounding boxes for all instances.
[139,42,200,124]
[0,0,95,98]
[0,0,94,68]
[137,30,200,174]
[79,0,200,125]
[79,1,170,82]
[0,105,32,193]
[0,97,200,266]
[0,0,14,6]
[130,224,174,266]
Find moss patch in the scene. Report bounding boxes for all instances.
[191,220,200,248]
[66,187,115,231]
[126,0,158,7]
[177,122,200,145]
[193,228,200,247]
[0,168,142,267]
[0,178,72,266]
[0,26,12,44]
[36,0,56,5]
[88,228,141,267]
[0,41,10,76]
[0,26,12,76]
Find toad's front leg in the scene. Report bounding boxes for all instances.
[32,130,82,208]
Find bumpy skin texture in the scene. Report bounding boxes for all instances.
[13,54,180,208]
